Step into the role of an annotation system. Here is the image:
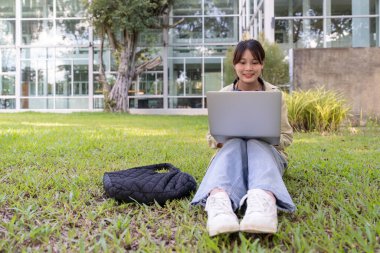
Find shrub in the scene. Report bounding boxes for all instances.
[284,87,350,132]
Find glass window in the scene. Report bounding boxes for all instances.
[56,19,89,46]
[172,0,202,16]
[21,98,53,109]
[21,48,54,60]
[185,59,202,96]
[21,60,54,97]
[0,98,16,109]
[170,17,202,44]
[56,0,85,17]
[204,16,237,43]
[330,0,352,15]
[55,60,72,96]
[204,58,222,92]
[204,0,238,15]
[73,64,88,95]
[22,20,54,45]
[94,73,116,95]
[0,20,15,45]
[275,18,324,48]
[129,98,164,109]
[0,75,15,95]
[280,0,323,17]
[139,72,163,95]
[21,61,36,96]
[56,47,88,58]
[168,58,202,96]
[55,98,88,109]
[168,97,202,108]
[1,49,16,72]
[22,0,54,18]
[203,45,230,57]
[170,46,203,57]
[0,0,15,18]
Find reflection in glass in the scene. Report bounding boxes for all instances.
[56,0,84,17]
[171,47,203,57]
[56,19,89,45]
[93,73,116,95]
[168,58,202,96]
[1,49,16,72]
[21,48,53,60]
[56,47,88,58]
[168,97,202,108]
[129,98,163,109]
[21,60,54,97]
[22,20,54,45]
[73,65,88,95]
[204,0,237,15]
[275,0,323,17]
[139,72,163,95]
[172,0,202,16]
[0,75,15,95]
[0,98,16,109]
[0,0,15,18]
[21,98,53,109]
[22,0,53,18]
[205,58,222,92]
[275,18,323,48]
[0,20,15,45]
[55,98,88,109]
[171,17,202,43]
[55,61,71,96]
[204,17,237,42]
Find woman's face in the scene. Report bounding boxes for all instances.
[234,49,264,86]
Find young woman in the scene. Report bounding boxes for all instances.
[191,39,295,236]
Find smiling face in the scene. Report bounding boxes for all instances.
[234,49,264,89]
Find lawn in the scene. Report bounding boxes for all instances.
[0,112,379,252]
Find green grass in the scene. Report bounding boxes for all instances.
[0,112,379,252]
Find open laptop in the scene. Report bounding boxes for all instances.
[206,91,282,145]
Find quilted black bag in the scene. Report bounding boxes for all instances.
[103,163,197,205]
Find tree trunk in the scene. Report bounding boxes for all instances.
[109,47,133,112]
[109,30,138,112]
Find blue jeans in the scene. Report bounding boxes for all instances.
[191,138,296,212]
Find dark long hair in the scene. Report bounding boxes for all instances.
[233,39,265,65]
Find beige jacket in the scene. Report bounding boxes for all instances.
[206,80,293,160]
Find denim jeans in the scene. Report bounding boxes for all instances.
[191,138,296,212]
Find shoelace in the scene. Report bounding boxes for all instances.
[207,197,233,216]
[246,192,274,214]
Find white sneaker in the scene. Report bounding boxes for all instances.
[240,189,278,233]
[205,192,240,236]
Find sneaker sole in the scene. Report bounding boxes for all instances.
[240,224,277,234]
[208,224,240,237]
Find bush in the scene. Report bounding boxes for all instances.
[284,87,350,132]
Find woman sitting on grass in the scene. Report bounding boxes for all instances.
[191,39,296,236]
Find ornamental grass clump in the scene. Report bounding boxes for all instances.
[285,87,350,132]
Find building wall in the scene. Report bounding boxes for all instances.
[293,47,380,118]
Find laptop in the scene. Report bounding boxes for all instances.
[206,91,282,145]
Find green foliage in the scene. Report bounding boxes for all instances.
[223,37,289,87]
[223,46,236,86]
[285,87,350,132]
[0,113,379,251]
[85,0,170,35]
[259,36,290,86]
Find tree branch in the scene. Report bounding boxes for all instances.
[134,56,162,77]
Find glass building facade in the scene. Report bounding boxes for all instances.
[0,0,379,112]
